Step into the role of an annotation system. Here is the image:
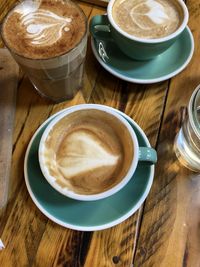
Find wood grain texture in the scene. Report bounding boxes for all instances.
[0,0,197,266]
[133,0,200,266]
[80,0,108,7]
[0,49,19,209]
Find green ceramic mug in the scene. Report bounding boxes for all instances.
[90,0,189,60]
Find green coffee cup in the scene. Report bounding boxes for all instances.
[90,0,189,60]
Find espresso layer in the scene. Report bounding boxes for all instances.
[2,0,86,59]
[42,109,134,195]
[112,0,183,39]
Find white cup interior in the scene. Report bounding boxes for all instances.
[38,104,139,201]
[107,0,189,43]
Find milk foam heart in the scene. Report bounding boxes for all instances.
[112,0,184,39]
[57,130,119,179]
[131,0,169,27]
[41,109,134,195]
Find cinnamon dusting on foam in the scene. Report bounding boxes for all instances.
[2,0,86,59]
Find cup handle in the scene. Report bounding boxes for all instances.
[90,15,112,40]
[138,147,157,165]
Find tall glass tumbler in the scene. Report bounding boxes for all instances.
[174,85,200,172]
[1,0,88,103]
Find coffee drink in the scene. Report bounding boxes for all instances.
[1,0,88,102]
[112,0,184,39]
[41,109,134,195]
[2,0,86,59]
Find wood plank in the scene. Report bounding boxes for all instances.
[133,0,200,266]
[0,49,19,209]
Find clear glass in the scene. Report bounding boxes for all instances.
[1,2,88,103]
[174,85,200,172]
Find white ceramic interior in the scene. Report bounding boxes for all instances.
[38,104,139,201]
[107,0,189,43]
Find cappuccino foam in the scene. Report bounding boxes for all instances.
[42,109,134,195]
[112,0,184,39]
[2,0,86,59]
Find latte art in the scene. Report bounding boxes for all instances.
[41,109,134,195]
[2,0,87,59]
[130,0,170,29]
[112,0,184,39]
[57,130,119,179]
[19,9,72,46]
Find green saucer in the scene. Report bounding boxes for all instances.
[24,107,154,231]
[91,26,194,84]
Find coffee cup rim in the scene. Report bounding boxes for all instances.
[38,104,139,201]
[107,0,189,44]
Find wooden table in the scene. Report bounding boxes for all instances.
[0,0,200,266]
